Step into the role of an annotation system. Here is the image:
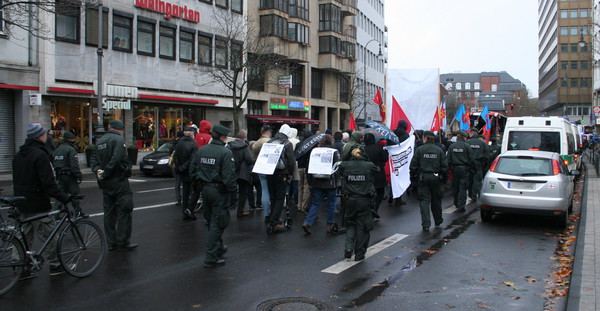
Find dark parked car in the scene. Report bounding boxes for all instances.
[140,142,173,177]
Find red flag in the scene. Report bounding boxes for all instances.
[374,89,385,123]
[390,96,413,132]
[430,106,441,132]
[349,113,357,131]
[463,108,471,132]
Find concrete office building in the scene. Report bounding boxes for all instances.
[538,0,593,121]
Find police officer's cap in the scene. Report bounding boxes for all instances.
[423,131,435,138]
[109,120,125,130]
[63,131,76,140]
[457,131,469,137]
[478,134,486,139]
[212,124,230,136]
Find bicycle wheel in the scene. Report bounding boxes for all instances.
[0,234,25,296]
[57,220,106,278]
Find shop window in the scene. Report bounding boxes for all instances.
[289,64,303,97]
[319,4,341,33]
[179,28,195,63]
[85,6,108,47]
[311,68,323,99]
[113,12,132,52]
[198,33,212,65]
[159,23,176,60]
[56,0,80,43]
[215,37,228,68]
[216,0,228,9]
[137,18,155,56]
[232,0,243,13]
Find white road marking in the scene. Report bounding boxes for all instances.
[136,187,173,194]
[444,206,457,214]
[89,202,175,217]
[129,179,148,183]
[321,233,408,274]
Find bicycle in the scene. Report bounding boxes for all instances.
[0,194,106,296]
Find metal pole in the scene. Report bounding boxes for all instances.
[363,49,367,123]
[96,1,105,138]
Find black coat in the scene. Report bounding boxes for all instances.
[174,136,197,182]
[393,129,410,144]
[268,133,296,176]
[13,138,69,214]
[364,143,388,188]
[228,139,254,182]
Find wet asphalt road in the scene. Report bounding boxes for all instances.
[0,172,573,310]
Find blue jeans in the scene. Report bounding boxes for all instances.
[304,188,337,226]
[258,174,270,216]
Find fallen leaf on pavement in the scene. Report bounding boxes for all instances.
[502,281,516,287]
[476,302,492,309]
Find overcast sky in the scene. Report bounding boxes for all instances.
[385,0,539,97]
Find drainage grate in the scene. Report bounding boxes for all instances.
[257,297,334,311]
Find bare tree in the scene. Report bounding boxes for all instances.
[189,9,284,133]
[1,0,81,40]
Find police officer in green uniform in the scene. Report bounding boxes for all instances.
[339,147,378,261]
[447,131,475,212]
[466,130,489,201]
[489,137,501,163]
[53,131,84,215]
[410,131,448,231]
[91,120,137,251]
[189,125,237,268]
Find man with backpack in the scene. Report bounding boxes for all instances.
[228,130,254,217]
[266,124,296,234]
[175,127,198,220]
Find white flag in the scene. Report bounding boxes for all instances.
[384,136,415,198]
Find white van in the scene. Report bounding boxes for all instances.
[501,117,576,172]
[570,123,583,170]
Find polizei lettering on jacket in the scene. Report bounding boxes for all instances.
[135,0,200,23]
[201,157,216,165]
[470,144,481,149]
[347,175,366,181]
[423,153,438,159]
[452,148,464,153]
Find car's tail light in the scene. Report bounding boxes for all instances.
[489,157,500,172]
[552,159,561,175]
[528,148,540,151]
[564,159,569,166]
[575,153,579,159]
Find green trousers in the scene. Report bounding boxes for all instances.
[101,177,134,247]
[418,173,443,228]
[468,162,484,199]
[202,185,230,264]
[452,166,469,209]
[344,196,372,257]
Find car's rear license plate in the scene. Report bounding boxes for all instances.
[507,182,534,190]
[143,165,154,169]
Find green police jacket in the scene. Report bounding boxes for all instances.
[339,157,378,196]
[189,139,237,193]
[447,138,476,168]
[53,140,82,180]
[91,130,128,179]
[467,137,489,161]
[410,141,448,175]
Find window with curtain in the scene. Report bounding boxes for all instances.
[159,24,176,59]
[85,7,108,47]
[215,37,228,68]
[319,4,341,33]
[113,13,132,52]
[137,19,155,56]
[198,33,212,65]
[179,29,194,62]
[56,0,80,42]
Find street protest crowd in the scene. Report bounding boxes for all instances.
[10,118,505,274]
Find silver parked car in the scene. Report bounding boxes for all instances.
[478,150,579,228]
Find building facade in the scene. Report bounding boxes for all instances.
[440,71,527,116]
[538,0,593,121]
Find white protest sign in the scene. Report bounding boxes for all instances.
[307,147,336,175]
[384,135,415,198]
[252,143,284,175]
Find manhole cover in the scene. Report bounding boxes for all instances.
[257,297,334,311]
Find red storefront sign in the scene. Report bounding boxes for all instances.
[135,0,200,23]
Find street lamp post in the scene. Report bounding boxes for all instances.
[96,1,105,142]
[362,39,382,123]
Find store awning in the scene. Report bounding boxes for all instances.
[246,114,320,125]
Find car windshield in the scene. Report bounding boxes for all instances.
[156,143,172,152]
[495,157,553,176]
[507,131,560,153]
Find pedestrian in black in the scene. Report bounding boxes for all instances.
[91,120,138,251]
[363,133,388,218]
[333,131,345,155]
[189,125,237,268]
[53,131,84,216]
[175,127,198,220]
[467,130,489,201]
[447,131,475,212]
[410,131,448,231]
[13,124,71,276]
[489,137,501,163]
[266,124,296,234]
[45,129,56,155]
[339,147,378,261]
[228,130,254,217]
[171,130,184,206]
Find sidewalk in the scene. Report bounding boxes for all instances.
[568,161,599,310]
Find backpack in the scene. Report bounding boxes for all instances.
[227,144,244,173]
